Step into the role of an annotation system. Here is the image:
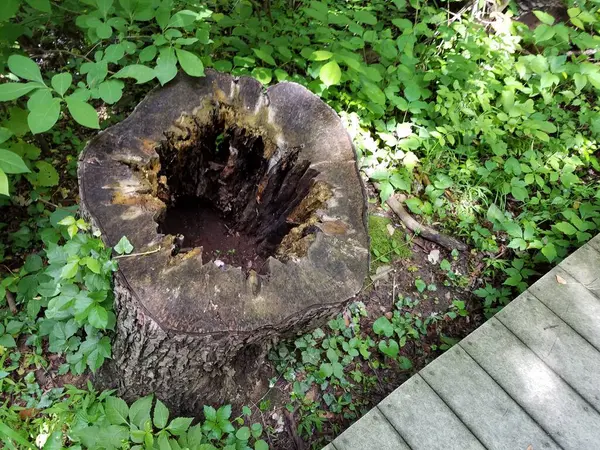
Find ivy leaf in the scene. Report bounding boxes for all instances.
[113,65,156,84]
[65,97,100,129]
[98,80,124,104]
[319,60,341,87]
[0,169,8,196]
[175,48,204,77]
[0,82,41,101]
[51,73,72,97]
[0,149,30,174]
[106,396,129,425]
[112,237,133,256]
[8,55,45,84]
[153,399,169,429]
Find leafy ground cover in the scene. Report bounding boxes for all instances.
[0,0,599,448]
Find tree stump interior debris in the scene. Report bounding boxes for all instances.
[78,71,369,415]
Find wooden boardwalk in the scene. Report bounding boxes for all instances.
[325,233,600,450]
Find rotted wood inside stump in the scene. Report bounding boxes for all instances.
[79,71,369,415]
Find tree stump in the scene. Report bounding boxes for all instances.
[78,71,369,415]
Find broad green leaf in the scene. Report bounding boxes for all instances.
[61,261,79,279]
[0,82,40,101]
[8,55,45,84]
[0,128,13,144]
[166,417,193,436]
[311,50,333,61]
[113,65,156,84]
[89,305,109,329]
[139,45,157,62]
[66,98,100,129]
[0,150,30,174]
[42,431,62,450]
[129,395,153,429]
[27,88,52,110]
[533,10,555,25]
[372,316,393,337]
[28,97,61,134]
[0,0,20,22]
[378,339,399,358]
[104,43,125,63]
[168,10,198,28]
[236,427,251,441]
[555,222,577,235]
[32,161,59,186]
[354,10,377,25]
[155,47,178,85]
[175,48,204,77]
[25,0,51,13]
[96,0,113,18]
[153,399,169,429]
[0,169,8,196]
[251,67,272,85]
[252,48,276,66]
[319,60,341,87]
[541,242,557,262]
[255,440,269,450]
[98,80,124,104]
[51,73,72,96]
[96,22,113,39]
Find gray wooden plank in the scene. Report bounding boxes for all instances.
[588,233,600,253]
[420,345,559,450]
[460,318,600,449]
[497,292,600,411]
[559,242,600,297]
[378,374,485,450]
[332,408,410,450]
[528,267,600,351]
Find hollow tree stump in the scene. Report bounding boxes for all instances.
[78,71,369,415]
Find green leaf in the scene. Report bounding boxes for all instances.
[139,45,157,63]
[378,180,393,203]
[51,73,72,97]
[372,316,393,337]
[98,80,124,104]
[8,55,45,84]
[175,48,204,77]
[0,334,16,347]
[32,161,59,186]
[61,261,79,279]
[28,97,61,134]
[354,10,377,25]
[96,0,113,18]
[255,440,269,450]
[0,149,29,174]
[155,47,178,86]
[0,82,41,101]
[66,98,100,129]
[106,397,129,425]
[114,236,133,254]
[236,427,251,441]
[415,278,426,293]
[378,339,399,358]
[168,10,199,28]
[533,10,555,25]
[319,60,341,87]
[252,48,276,66]
[104,43,125,63]
[89,305,109,329]
[0,169,8,196]
[541,242,557,262]
[554,222,577,235]
[113,65,156,84]
[153,399,169,429]
[129,395,153,429]
[311,50,333,61]
[0,422,35,449]
[167,417,193,436]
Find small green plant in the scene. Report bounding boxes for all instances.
[368,215,411,265]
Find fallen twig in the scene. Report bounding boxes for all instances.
[375,184,468,252]
[113,247,162,259]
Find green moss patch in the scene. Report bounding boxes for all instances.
[368,215,411,266]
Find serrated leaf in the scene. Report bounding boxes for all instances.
[28,97,61,134]
[319,60,341,87]
[106,396,129,425]
[153,399,169,429]
[51,73,72,96]
[0,149,30,174]
[89,305,109,329]
[175,48,204,77]
[66,97,100,129]
[113,65,156,84]
[8,55,45,83]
